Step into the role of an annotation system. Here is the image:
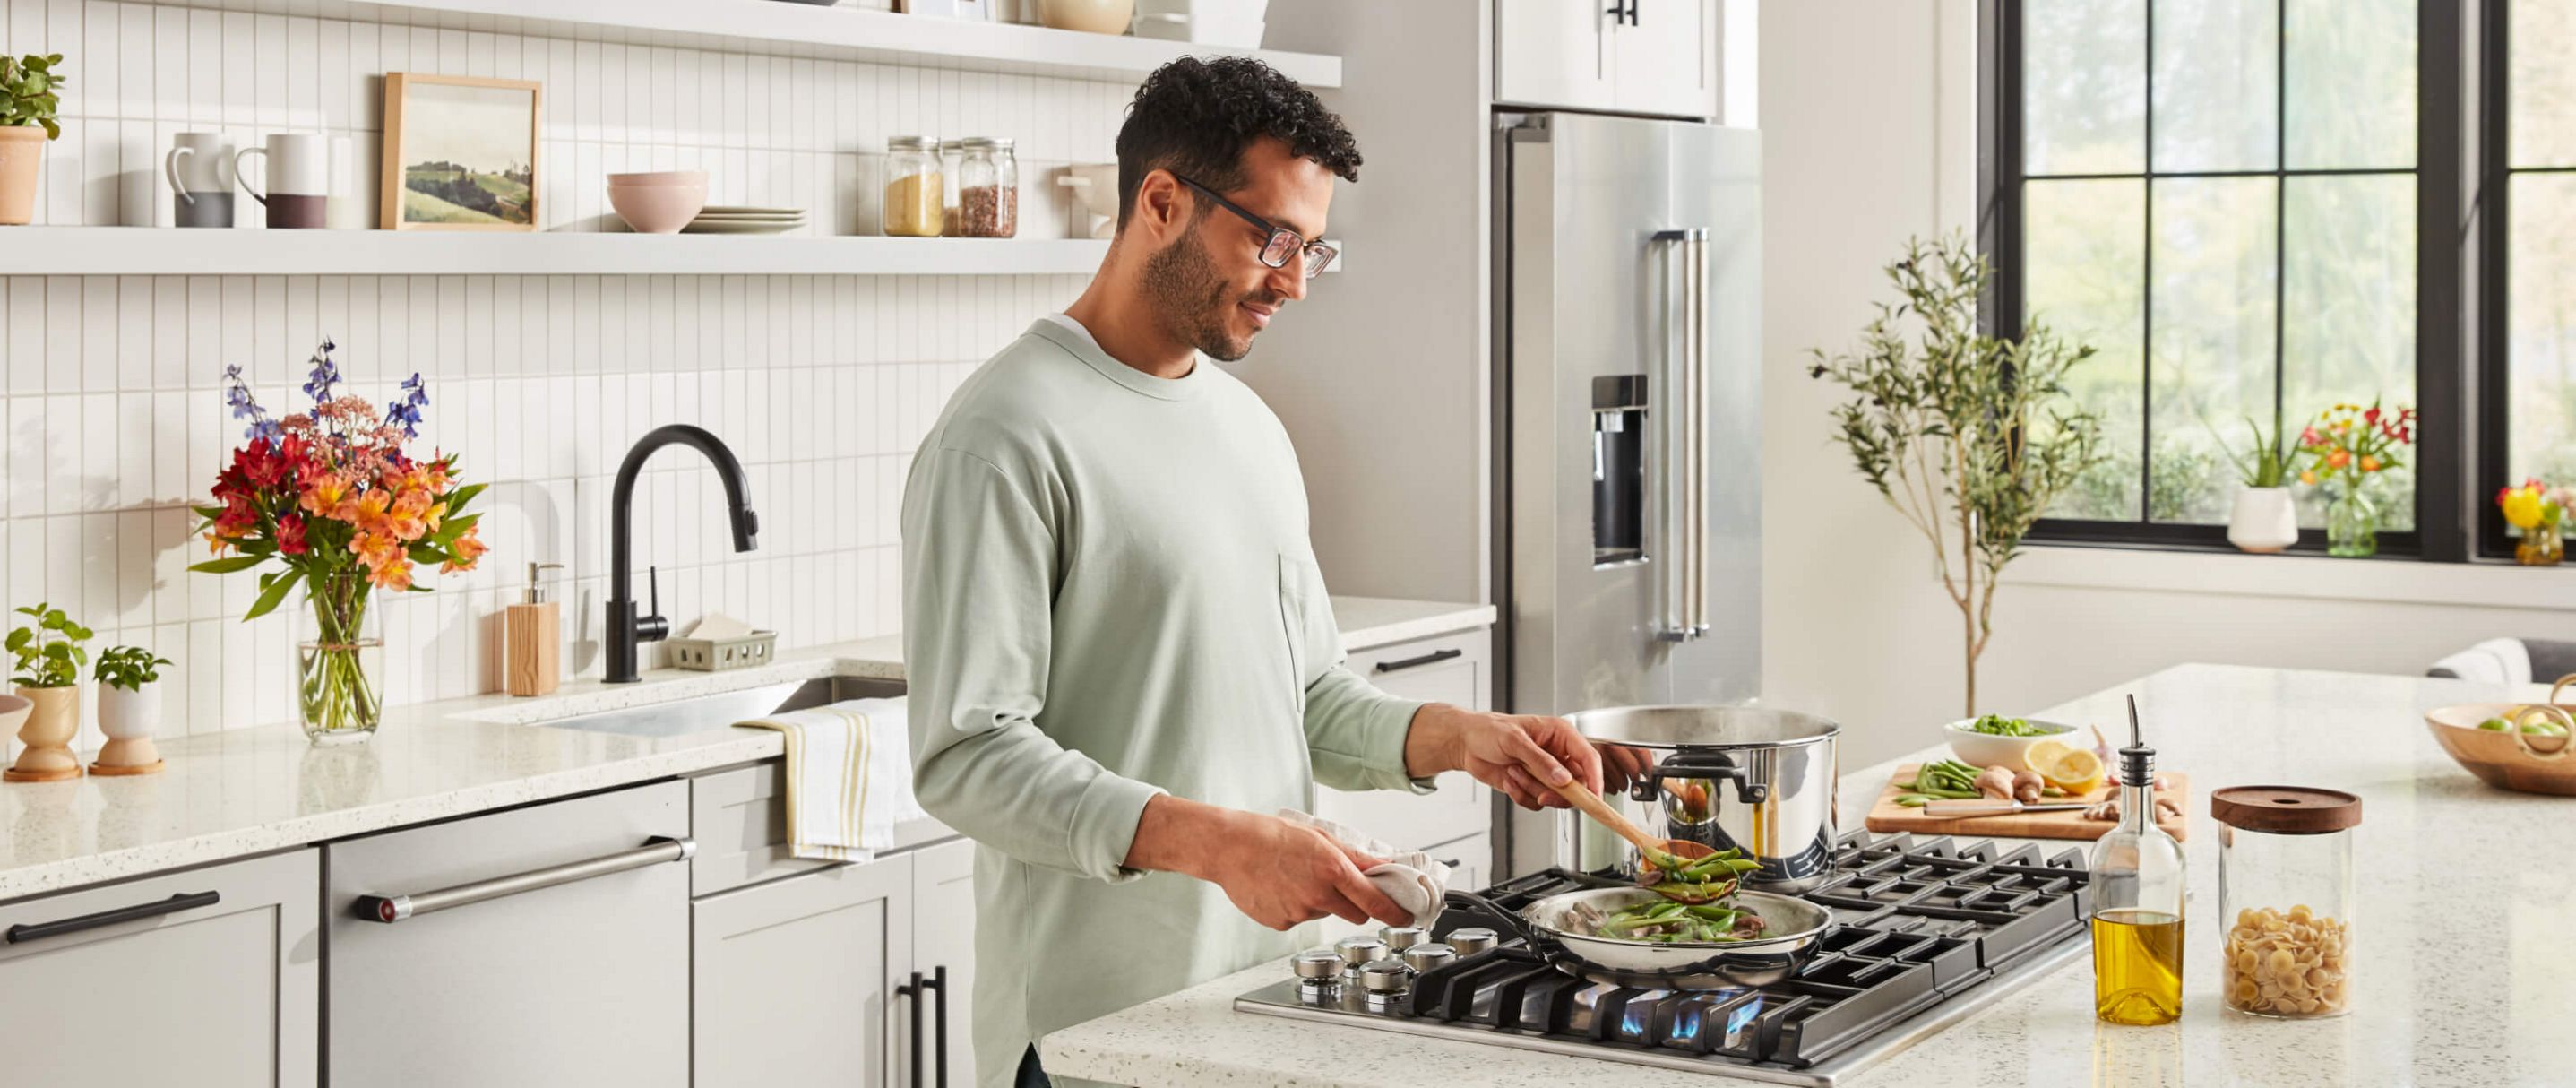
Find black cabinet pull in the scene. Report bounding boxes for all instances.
[5,891,220,945]
[1374,648,1464,674]
[897,971,927,1088]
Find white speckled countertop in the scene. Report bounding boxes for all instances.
[0,596,1492,902]
[1038,663,2576,1087]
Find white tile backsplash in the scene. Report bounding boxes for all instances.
[0,0,1122,752]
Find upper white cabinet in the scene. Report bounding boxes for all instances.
[324,781,694,1088]
[1495,0,1716,118]
[0,850,319,1088]
[1495,0,1615,112]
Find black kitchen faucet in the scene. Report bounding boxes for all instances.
[605,425,759,684]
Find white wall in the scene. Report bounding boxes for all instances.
[0,0,1126,752]
[1759,0,2576,771]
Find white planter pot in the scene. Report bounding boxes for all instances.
[2227,487,2300,553]
[95,682,163,769]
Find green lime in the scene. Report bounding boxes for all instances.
[2479,717,2513,731]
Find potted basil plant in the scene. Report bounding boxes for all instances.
[4,602,91,781]
[94,644,174,773]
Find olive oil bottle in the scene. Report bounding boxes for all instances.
[2089,695,2185,1025]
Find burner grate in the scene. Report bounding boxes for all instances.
[1369,830,2091,1069]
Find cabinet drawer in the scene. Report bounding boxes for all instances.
[0,850,318,1088]
[1320,628,1493,850]
[690,759,958,896]
[326,781,690,1088]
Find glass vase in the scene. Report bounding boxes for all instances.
[2324,488,2378,557]
[2518,522,2565,566]
[298,574,383,744]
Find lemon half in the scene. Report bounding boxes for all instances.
[2027,739,2106,795]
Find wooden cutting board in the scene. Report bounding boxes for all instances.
[1863,765,2192,842]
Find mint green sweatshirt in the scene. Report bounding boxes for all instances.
[901,318,1430,1086]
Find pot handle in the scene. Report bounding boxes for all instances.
[1640,751,1769,805]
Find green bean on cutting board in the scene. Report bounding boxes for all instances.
[1899,758,1988,799]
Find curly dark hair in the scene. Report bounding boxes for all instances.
[1114,56,1361,228]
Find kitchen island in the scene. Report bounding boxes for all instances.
[1036,663,2576,1086]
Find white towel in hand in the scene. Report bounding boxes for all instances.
[1278,809,1453,928]
[737,697,927,863]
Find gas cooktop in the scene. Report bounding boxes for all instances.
[1234,832,2095,1086]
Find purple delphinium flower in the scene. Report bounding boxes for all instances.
[220,363,279,443]
[383,371,428,437]
[302,337,341,403]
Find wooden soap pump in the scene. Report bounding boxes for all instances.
[505,562,564,696]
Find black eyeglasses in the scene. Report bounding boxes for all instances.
[1172,175,1338,278]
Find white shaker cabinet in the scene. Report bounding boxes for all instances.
[909,839,979,1088]
[1494,0,1715,119]
[694,854,914,1088]
[325,780,693,1088]
[1316,628,1495,853]
[1494,0,1615,111]
[0,849,319,1087]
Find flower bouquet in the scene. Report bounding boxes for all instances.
[190,340,486,742]
[2497,479,2566,566]
[2296,400,2415,557]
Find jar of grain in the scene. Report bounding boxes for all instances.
[883,136,943,237]
[956,137,1019,238]
[2211,786,2361,1019]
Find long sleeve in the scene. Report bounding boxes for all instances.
[900,446,1165,885]
[1285,551,1432,794]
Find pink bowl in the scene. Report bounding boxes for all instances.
[608,183,709,234]
[608,170,709,188]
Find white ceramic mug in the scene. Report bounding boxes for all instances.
[164,132,237,228]
[234,133,329,229]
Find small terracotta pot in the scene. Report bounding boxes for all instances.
[6,685,82,781]
[0,126,47,226]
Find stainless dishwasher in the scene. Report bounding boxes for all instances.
[324,780,692,1087]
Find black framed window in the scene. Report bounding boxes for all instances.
[2484,1,2576,554]
[1985,0,2468,558]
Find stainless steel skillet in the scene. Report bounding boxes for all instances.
[1443,886,1834,989]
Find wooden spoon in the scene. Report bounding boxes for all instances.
[1546,779,1727,903]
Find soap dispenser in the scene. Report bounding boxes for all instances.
[505,562,565,696]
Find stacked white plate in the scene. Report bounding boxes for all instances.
[682,206,807,235]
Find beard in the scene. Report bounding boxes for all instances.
[1141,227,1278,362]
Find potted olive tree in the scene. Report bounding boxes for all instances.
[5,602,92,781]
[0,53,65,226]
[93,644,174,774]
[1810,235,2105,718]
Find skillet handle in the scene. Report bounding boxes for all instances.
[1441,889,1545,947]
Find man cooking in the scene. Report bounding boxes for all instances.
[900,56,1606,1088]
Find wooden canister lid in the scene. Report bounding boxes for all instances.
[2210,785,2363,834]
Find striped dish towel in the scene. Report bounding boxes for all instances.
[735,696,926,863]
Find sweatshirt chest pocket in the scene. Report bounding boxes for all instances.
[1276,551,1323,712]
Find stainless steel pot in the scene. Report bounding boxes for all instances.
[1557,705,1840,892]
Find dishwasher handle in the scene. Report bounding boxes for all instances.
[354,835,694,924]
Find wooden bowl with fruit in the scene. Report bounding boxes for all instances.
[2425,676,2576,797]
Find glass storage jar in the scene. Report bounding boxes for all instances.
[2211,786,2362,1019]
[956,137,1019,238]
[882,135,943,237]
[938,139,965,237]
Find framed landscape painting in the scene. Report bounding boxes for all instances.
[380,73,542,231]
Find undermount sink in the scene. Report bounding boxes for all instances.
[529,675,903,739]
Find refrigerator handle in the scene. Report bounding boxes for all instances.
[1650,228,1708,643]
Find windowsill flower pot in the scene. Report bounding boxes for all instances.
[2227,487,2298,553]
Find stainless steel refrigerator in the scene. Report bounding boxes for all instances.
[1494,111,1762,721]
